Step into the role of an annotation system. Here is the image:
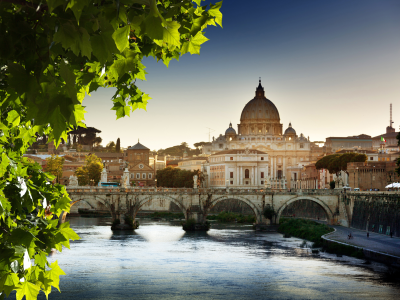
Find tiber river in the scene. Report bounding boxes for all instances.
[12,217,400,300]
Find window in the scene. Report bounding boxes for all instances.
[136,173,140,179]
[148,173,152,179]
[230,172,233,178]
[277,170,282,179]
[261,181,264,185]
[219,144,223,149]
[142,173,146,179]
[230,157,233,160]
[261,157,264,160]
[370,157,373,160]
[245,181,249,185]
[300,144,304,149]
[245,169,249,178]
[261,172,264,178]
[230,181,233,185]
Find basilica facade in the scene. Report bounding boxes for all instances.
[202,80,312,187]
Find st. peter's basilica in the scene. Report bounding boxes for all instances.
[203,80,312,187]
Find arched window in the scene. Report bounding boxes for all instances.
[245,169,249,178]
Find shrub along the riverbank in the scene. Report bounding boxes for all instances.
[278,218,334,247]
[207,212,256,223]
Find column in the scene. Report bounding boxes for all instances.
[237,166,240,186]
[251,167,254,186]
[283,157,286,180]
[271,157,274,179]
[274,157,277,178]
[255,165,258,187]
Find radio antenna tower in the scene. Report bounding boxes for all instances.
[206,127,215,142]
[390,103,394,128]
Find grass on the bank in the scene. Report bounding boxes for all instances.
[207,211,256,223]
[278,218,334,247]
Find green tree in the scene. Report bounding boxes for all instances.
[0,0,222,298]
[194,141,208,148]
[75,154,103,186]
[93,136,103,147]
[116,138,121,152]
[106,141,116,152]
[263,205,276,224]
[316,153,367,175]
[156,168,202,188]
[44,155,65,184]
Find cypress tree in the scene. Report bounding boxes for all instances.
[116,138,121,152]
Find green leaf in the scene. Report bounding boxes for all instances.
[91,31,119,65]
[16,281,40,300]
[9,228,35,249]
[112,26,130,52]
[163,21,181,47]
[208,1,223,27]
[34,252,47,269]
[181,31,209,55]
[112,98,130,119]
[66,0,91,24]
[59,62,77,103]
[193,0,202,5]
[144,15,163,40]
[6,110,20,126]
[59,222,80,241]
[49,106,66,144]
[47,261,66,291]
[47,0,65,13]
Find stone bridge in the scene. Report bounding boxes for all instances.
[65,187,353,226]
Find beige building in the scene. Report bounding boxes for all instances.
[204,149,269,188]
[177,157,208,171]
[325,134,372,152]
[202,80,312,184]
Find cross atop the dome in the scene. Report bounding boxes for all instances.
[256,78,264,96]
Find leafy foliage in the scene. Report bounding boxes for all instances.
[156,167,202,188]
[75,154,103,186]
[278,218,333,247]
[315,153,367,175]
[116,138,121,153]
[44,155,65,184]
[263,205,276,223]
[0,0,222,298]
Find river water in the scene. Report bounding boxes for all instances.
[15,217,400,299]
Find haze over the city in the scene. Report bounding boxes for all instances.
[83,0,400,150]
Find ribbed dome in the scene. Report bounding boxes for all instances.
[240,80,280,123]
[225,122,236,135]
[284,123,296,135]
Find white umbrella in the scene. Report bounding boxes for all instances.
[386,182,400,188]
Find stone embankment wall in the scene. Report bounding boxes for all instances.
[281,199,327,220]
[349,194,400,237]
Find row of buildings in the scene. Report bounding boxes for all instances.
[26,80,399,190]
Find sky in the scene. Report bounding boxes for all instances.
[83,0,400,150]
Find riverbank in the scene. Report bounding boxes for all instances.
[278,218,333,247]
[323,225,400,266]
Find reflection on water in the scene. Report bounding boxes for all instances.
[10,217,400,300]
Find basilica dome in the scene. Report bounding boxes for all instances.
[284,123,296,135]
[238,80,283,136]
[240,80,280,123]
[225,122,236,135]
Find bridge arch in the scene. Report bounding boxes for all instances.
[134,195,188,219]
[275,196,334,224]
[61,196,112,223]
[209,195,261,222]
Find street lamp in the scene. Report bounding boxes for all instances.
[155,178,157,187]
